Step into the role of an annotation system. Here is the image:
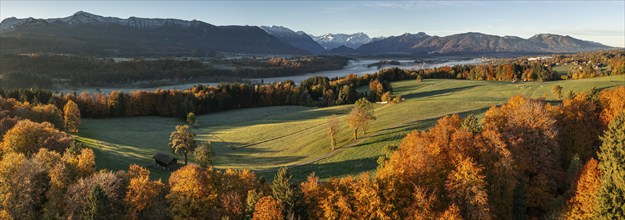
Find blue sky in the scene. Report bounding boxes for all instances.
[1,1,624,47]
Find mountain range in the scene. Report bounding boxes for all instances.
[0,11,307,56]
[310,33,375,50]
[0,11,614,57]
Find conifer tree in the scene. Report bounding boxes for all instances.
[595,112,625,219]
[83,184,112,220]
[271,167,294,214]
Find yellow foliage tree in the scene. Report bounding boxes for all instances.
[1,120,73,156]
[445,157,491,220]
[125,164,166,219]
[327,114,340,151]
[347,98,376,140]
[63,100,81,133]
[167,164,218,218]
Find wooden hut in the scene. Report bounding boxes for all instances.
[153,153,177,170]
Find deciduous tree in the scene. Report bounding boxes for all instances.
[186,112,196,125]
[63,100,81,133]
[1,120,72,156]
[347,98,376,140]
[167,164,218,218]
[194,142,214,167]
[445,157,491,220]
[562,158,601,220]
[327,114,340,151]
[252,196,284,220]
[125,165,167,219]
[552,85,563,100]
[169,125,196,165]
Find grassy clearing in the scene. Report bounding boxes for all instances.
[76,75,625,181]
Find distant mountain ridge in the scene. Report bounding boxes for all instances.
[0,11,307,56]
[0,11,615,56]
[356,32,612,55]
[260,25,326,54]
[311,32,374,50]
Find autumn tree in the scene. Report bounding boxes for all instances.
[555,92,602,167]
[347,98,376,140]
[169,125,196,165]
[194,142,215,167]
[598,86,625,127]
[595,112,625,219]
[438,204,462,220]
[65,171,126,219]
[64,99,81,133]
[167,164,218,218]
[552,85,563,100]
[125,165,167,219]
[327,114,340,151]
[300,173,324,219]
[482,96,563,216]
[1,120,73,156]
[445,157,491,219]
[336,84,357,105]
[562,158,601,220]
[252,196,284,220]
[0,153,49,219]
[186,112,196,126]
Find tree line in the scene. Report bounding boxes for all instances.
[1,50,623,120]
[0,55,350,88]
[0,68,403,119]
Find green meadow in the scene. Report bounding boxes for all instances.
[75,75,625,181]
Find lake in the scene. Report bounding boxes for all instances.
[58,58,483,94]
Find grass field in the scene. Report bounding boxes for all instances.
[75,75,625,181]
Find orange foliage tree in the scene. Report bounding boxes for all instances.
[598,86,625,127]
[167,164,218,218]
[124,164,167,219]
[562,158,601,219]
[252,196,284,220]
[482,96,563,216]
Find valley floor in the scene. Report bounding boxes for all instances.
[75,75,625,181]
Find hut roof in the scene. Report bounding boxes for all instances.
[153,153,176,165]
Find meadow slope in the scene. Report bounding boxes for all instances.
[75,75,625,180]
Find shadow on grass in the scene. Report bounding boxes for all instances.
[195,105,352,131]
[275,107,494,182]
[254,156,380,183]
[402,85,480,99]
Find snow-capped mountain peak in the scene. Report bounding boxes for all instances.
[311,32,373,49]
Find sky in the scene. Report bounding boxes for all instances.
[1,1,624,47]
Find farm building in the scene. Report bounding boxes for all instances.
[153,153,178,170]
